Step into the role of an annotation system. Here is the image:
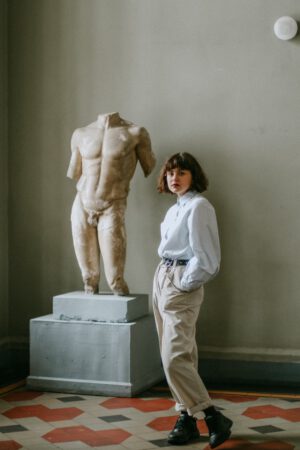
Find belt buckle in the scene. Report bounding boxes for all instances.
[165,258,173,268]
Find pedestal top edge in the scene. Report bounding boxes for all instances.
[54,292,148,301]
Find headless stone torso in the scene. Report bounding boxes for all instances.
[67,112,155,295]
[69,112,146,210]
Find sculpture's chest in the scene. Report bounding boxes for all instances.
[79,128,104,159]
[102,128,136,159]
[79,127,135,159]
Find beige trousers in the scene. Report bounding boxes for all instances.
[152,262,213,416]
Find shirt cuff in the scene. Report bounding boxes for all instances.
[180,278,203,292]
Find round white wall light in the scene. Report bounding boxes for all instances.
[274,16,298,40]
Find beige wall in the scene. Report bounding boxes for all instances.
[0,0,8,340]
[7,0,300,362]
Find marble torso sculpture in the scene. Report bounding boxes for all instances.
[67,112,155,295]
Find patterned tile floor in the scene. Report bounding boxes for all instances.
[0,385,300,449]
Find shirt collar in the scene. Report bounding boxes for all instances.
[177,190,197,207]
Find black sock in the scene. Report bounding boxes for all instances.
[180,410,194,418]
[204,406,218,417]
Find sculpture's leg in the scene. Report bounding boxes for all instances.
[71,194,100,294]
[98,200,129,296]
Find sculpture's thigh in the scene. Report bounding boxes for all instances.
[71,194,100,292]
[98,200,129,294]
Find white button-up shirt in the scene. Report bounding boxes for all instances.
[158,191,221,291]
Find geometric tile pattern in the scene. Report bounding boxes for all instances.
[244,405,300,422]
[147,414,182,432]
[2,391,43,402]
[101,397,175,412]
[1,387,299,449]
[43,425,131,446]
[0,442,22,450]
[3,404,83,421]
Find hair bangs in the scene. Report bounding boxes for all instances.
[165,154,191,172]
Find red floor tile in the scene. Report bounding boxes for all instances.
[3,404,83,421]
[147,415,180,431]
[0,441,22,450]
[197,418,209,434]
[43,425,131,446]
[101,397,174,412]
[243,405,282,420]
[2,391,43,402]
[279,408,300,422]
[244,405,300,422]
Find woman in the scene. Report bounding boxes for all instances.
[152,152,233,448]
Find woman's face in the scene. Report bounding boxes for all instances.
[166,167,192,196]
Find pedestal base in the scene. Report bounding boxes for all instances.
[27,313,164,397]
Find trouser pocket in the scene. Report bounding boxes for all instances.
[167,265,186,292]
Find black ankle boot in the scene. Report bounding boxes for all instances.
[205,411,233,448]
[167,412,200,445]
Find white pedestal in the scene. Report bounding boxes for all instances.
[27,293,164,396]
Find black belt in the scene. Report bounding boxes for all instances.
[162,258,188,267]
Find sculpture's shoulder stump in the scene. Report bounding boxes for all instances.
[129,124,149,138]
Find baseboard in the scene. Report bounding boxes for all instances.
[198,346,300,389]
[0,337,29,387]
[198,345,300,363]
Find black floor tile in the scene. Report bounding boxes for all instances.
[0,424,28,433]
[250,425,284,434]
[99,414,131,423]
[57,396,86,402]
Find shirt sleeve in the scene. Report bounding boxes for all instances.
[180,201,221,291]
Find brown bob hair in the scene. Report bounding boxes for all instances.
[157,152,209,194]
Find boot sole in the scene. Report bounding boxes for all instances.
[167,430,200,445]
[210,419,233,449]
